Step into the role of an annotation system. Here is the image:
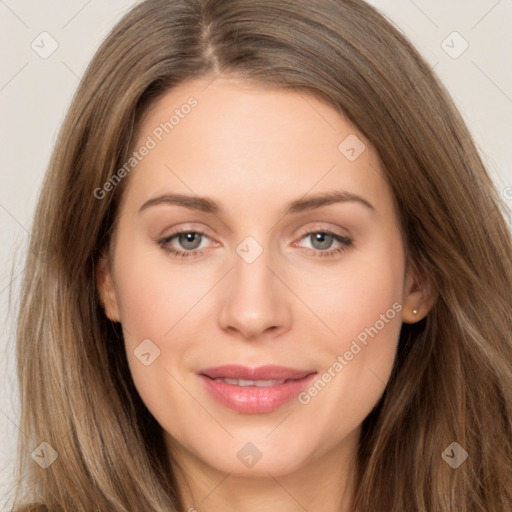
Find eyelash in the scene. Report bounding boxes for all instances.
[158,229,352,259]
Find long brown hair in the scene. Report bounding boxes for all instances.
[13,0,512,510]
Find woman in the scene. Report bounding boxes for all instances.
[13,0,512,510]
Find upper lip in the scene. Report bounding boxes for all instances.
[198,365,316,381]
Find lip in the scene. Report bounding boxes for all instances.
[199,364,314,381]
[197,365,317,414]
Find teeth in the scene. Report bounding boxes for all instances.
[213,378,287,387]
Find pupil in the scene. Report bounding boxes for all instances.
[180,232,200,249]
[312,232,332,250]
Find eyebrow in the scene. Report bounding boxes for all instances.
[138,190,375,215]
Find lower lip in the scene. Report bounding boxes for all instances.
[198,374,317,413]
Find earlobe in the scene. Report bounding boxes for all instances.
[95,253,121,322]
[401,261,438,324]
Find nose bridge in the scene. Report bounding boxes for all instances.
[233,241,272,295]
[218,236,290,338]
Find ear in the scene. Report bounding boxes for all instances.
[401,259,438,324]
[95,251,121,322]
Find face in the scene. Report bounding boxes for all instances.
[97,76,425,481]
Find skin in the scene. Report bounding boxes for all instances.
[97,76,436,512]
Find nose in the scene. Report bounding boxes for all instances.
[218,246,291,340]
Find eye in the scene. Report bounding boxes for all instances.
[158,228,352,259]
[158,230,211,258]
[296,230,352,258]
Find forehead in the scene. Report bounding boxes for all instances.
[121,77,394,219]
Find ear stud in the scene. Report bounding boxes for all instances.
[412,309,418,315]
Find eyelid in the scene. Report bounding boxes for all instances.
[293,222,351,240]
[157,221,215,238]
[157,222,350,244]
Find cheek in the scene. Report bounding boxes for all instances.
[111,246,203,429]
[112,242,212,343]
[302,234,405,350]
[109,240,207,390]
[295,245,404,437]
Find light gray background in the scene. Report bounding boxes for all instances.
[1,0,511,506]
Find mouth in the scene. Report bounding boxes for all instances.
[198,364,315,381]
[197,365,317,413]
[204,377,302,387]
